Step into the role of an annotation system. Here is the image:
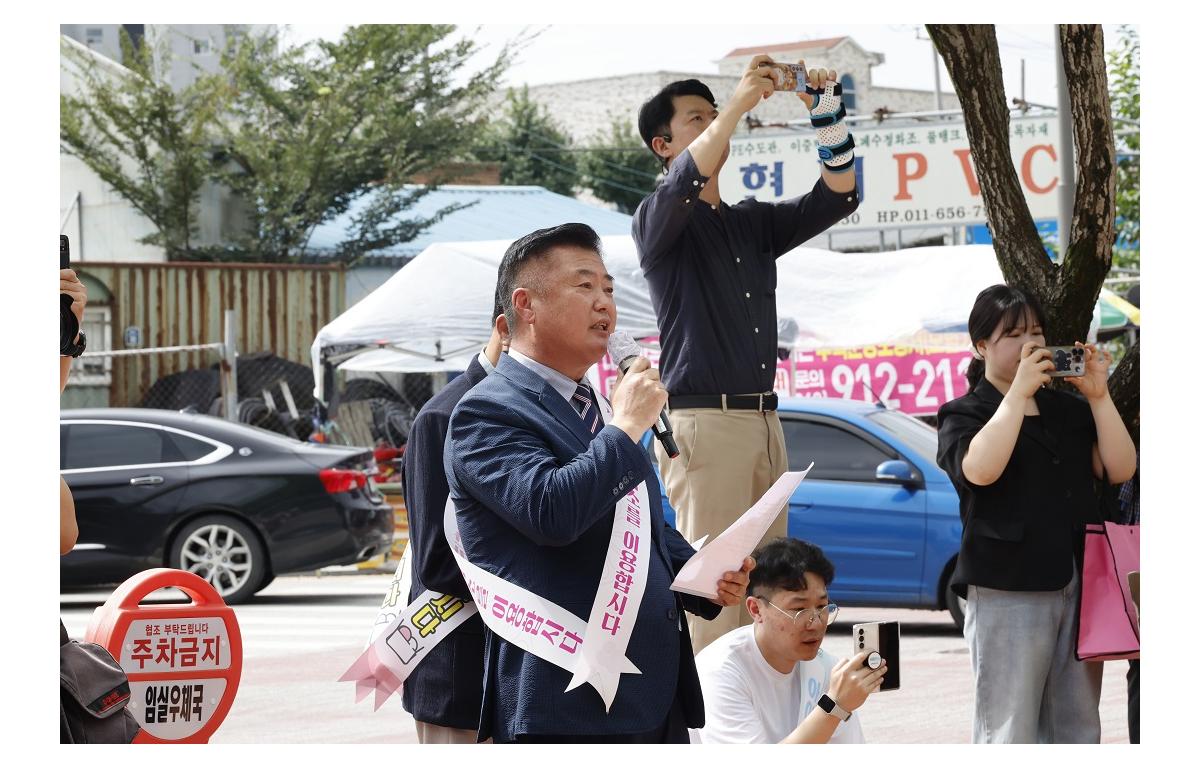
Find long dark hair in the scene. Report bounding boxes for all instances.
[965,284,1048,391]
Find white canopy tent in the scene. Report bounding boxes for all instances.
[311,236,1024,401]
[311,235,660,400]
[775,243,1005,348]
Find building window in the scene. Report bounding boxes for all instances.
[121,25,145,52]
[85,28,104,48]
[193,38,212,55]
[840,74,857,112]
[70,305,113,386]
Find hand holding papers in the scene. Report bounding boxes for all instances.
[670,464,813,599]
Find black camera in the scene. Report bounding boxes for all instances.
[61,235,79,355]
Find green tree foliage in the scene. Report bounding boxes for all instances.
[578,119,660,214]
[473,86,580,196]
[1107,25,1140,270]
[209,25,512,262]
[60,30,219,259]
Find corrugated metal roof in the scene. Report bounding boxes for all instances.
[306,185,634,263]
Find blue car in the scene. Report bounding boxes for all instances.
[649,398,966,630]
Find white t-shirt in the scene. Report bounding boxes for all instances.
[692,625,866,744]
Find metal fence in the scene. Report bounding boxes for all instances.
[61,260,447,449]
[67,313,440,451]
[68,309,319,441]
[68,260,342,406]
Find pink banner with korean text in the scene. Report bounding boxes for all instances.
[594,335,972,417]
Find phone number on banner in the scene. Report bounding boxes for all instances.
[867,205,988,226]
[784,350,972,414]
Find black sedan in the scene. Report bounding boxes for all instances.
[60,408,393,604]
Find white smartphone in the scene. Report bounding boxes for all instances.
[851,620,901,691]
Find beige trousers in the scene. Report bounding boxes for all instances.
[655,408,788,654]
[414,721,486,744]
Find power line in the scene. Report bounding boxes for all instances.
[518,126,660,181]
[511,146,657,154]
[524,148,650,196]
[994,25,1056,58]
[997,25,1055,49]
[499,142,651,196]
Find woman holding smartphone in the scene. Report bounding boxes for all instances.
[936,284,1136,743]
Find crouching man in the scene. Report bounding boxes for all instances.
[693,537,885,743]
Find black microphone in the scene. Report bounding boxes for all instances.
[607,330,680,459]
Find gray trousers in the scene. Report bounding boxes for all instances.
[964,569,1103,743]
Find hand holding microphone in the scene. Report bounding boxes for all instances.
[608,331,679,458]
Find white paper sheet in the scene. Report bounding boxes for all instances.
[670,464,813,599]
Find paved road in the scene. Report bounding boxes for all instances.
[61,574,1132,744]
[831,605,1132,743]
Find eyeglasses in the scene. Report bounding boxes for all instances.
[761,599,839,627]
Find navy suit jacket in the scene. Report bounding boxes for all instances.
[400,356,488,729]
[445,354,720,742]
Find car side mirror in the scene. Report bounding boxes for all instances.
[876,459,918,486]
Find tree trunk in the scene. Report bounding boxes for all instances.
[1056,24,1118,341]
[928,24,1138,445]
[1108,339,1139,444]
[926,25,1055,295]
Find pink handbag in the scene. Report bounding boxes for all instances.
[1076,522,1140,661]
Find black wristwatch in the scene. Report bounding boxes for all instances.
[62,330,87,358]
[817,693,852,722]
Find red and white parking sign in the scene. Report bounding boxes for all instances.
[85,568,242,744]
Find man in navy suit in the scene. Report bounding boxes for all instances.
[401,302,508,744]
[445,223,753,743]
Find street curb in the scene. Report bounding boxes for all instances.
[315,558,401,576]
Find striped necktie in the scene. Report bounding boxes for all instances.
[571,382,602,437]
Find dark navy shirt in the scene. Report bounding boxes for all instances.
[632,148,859,396]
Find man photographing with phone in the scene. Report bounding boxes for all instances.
[633,55,860,652]
[694,537,885,744]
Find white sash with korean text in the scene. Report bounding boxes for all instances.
[338,544,479,710]
[443,394,652,711]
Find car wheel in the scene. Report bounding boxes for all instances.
[253,573,276,595]
[170,515,266,605]
[945,577,966,634]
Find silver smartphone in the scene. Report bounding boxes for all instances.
[1044,345,1086,377]
[852,620,901,691]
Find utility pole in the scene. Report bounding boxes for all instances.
[932,41,943,110]
[916,27,944,110]
[221,309,239,422]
